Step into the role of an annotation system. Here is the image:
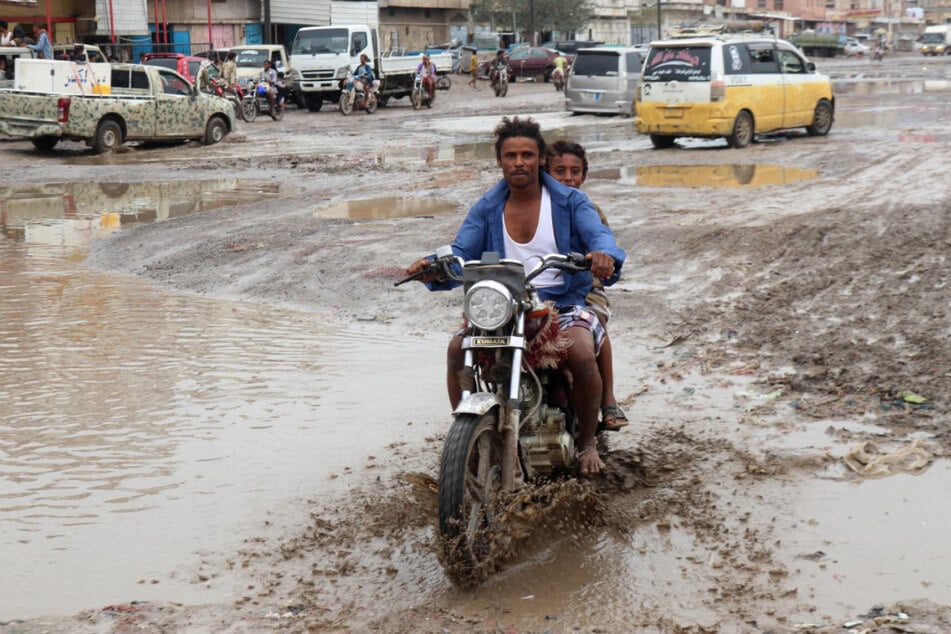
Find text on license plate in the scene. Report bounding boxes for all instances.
[583,92,602,101]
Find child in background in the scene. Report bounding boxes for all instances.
[546,139,629,431]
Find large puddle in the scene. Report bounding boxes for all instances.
[589,164,818,188]
[1,179,280,243]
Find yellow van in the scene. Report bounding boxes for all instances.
[634,35,834,148]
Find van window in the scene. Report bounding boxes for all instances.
[778,49,805,74]
[747,42,779,74]
[111,69,151,90]
[351,32,368,55]
[572,51,620,76]
[643,46,711,82]
[625,52,642,73]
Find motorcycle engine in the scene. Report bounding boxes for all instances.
[519,405,575,479]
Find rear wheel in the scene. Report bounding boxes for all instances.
[269,103,284,121]
[31,136,59,152]
[806,99,833,136]
[92,119,122,154]
[650,134,676,149]
[437,413,503,586]
[366,95,378,114]
[727,110,754,148]
[202,115,228,145]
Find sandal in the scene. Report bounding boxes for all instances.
[601,404,629,431]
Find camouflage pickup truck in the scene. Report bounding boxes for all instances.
[0,60,236,153]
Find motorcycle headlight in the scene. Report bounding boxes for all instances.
[464,280,514,331]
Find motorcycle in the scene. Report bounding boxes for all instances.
[396,247,598,585]
[241,79,284,122]
[209,77,245,121]
[492,66,509,98]
[551,66,566,92]
[339,71,378,115]
[411,73,435,110]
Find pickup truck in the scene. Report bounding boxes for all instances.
[0,59,236,153]
[290,24,451,111]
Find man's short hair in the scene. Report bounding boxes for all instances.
[494,116,547,161]
[0,20,8,30]
[548,139,588,178]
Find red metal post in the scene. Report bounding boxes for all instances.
[207,0,212,48]
[45,0,51,39]
[107,0,116,44]
[161,0,168,45]
[154,0,160,44]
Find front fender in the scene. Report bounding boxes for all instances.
[453,392,503,417]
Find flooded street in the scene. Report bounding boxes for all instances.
[1,54,949,632]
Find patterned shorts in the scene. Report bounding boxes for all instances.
[557,305,607,355]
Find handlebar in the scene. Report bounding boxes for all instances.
[395,249,588,287]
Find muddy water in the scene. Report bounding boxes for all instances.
[0,190,447,619]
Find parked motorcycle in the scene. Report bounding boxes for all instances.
[411,73,435,110]
[492,66,509,98]
[241,80,284,122]
[396,247,598,586]
[210,77,245,121]
[339,71,378,115]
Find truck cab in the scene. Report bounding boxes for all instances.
[290,25,378,111]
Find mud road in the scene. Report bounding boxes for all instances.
[1,54,949,633]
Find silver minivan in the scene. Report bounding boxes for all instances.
[564,46,644,116]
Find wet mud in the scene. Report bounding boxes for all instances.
[1,54,950,633]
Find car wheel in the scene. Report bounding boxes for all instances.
[202,115,228,145]
[31,136,59,152]
[92,119,123,154]
[650,134,676,149]
[806,99,833,136]
[727,111,754,148]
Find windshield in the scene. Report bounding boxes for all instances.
[572,51,620,76]
[922,33,945,43]
[643,46,711,82]
[291,28,349,55]
[233,49,269,68]
[144,58,178,72]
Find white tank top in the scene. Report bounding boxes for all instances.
[503,186,561,288]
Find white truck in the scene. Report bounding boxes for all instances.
[920,25,951,56]
[290,24,451,111]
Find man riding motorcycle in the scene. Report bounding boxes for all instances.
[551,51,568,85]
[489,50,508,89]
[257,59,278,111]
[352,53,379,106]
[415,53,437,102]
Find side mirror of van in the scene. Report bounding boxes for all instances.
[806,61,816,72]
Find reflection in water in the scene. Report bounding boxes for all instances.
[832,78,950,96]
[588,164,818,188]
[0,235,446,619]
[0,179,280,243]
[315,196,457,219]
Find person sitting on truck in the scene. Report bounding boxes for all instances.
[257,59,278,110]
[24,23,51,60]
[415,53,437,102]
[0,21,12,47]
[221,51,241,97]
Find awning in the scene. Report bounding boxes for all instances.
[0,0,39,5]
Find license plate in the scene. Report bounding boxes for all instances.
[663,108,685,119]
[583,92,602,102]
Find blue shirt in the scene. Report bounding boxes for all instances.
[354,63,374,83]
[28,30,52,61]
[427,171,626,308]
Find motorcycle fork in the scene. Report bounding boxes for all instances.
[501,314,526,490]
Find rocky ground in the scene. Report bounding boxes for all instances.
[1,54,949,633]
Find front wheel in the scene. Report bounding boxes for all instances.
[426,89,434,108]
[437,413,504,586]
[92,119,122,154]
[499,80,508,98]
[339,92,354,116]
[727,110,754,148]
[411,88,422,110]
[806,99,833,136]
[304,94,323,112]
[202,115,228,145]
[241,97,257,122]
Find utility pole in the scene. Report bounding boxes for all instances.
[657,0,662,40]
[529,0,535,45]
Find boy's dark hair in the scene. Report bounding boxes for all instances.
[493,116,547,161]
[548,139,588,178]
[0,20,8,30]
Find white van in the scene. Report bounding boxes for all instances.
[564,46,644,117]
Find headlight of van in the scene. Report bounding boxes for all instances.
[464,280,514,330]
